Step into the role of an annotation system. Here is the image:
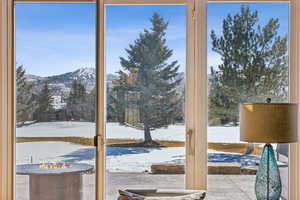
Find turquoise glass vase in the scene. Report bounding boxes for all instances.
[255,144,281,200]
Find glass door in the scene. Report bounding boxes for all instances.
[15,3,97,200]
[207,3,289,199]
[105,5,187,200]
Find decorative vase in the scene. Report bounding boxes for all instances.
[255,144,281,200]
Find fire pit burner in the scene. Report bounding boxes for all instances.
[17,163,94,200]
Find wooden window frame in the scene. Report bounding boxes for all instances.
[0,0,299,199]
[0,0,202,199]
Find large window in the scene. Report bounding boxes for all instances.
[0,0,299,199]
[207,3,289,199]
[15,3,96,200]
[105,5,186,200]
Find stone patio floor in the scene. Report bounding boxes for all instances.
[106,173,257,200]
[16,173,256,200]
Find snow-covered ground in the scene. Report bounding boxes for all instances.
[16,141,262,172]
[16,142,185,172]
[17,121,241,143]
[106,147,185,172]
[15,121,248,172]
[16,142,91,164]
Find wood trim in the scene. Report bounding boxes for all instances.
[96,0,106,199]
[207,0,290,2]
[15,0,95,2]
[194,0,207,189]
[0,1,6,199]
[14,0,289,3]
[289,0,299,199]
[14,0,186,4]
[0,0,14,200]
[185,0,196,189]
[104,0,186,4]
[186,0,207,190]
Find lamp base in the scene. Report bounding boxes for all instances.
[255,144,282,200]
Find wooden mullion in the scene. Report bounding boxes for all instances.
[185,0,196,189]
[96,0,106,199]
[289,0,299,200]
[194,0,207,190]
[0,0,14,199]
[14,0,187,4]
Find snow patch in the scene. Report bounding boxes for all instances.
[15,122,246,172]
[17,121,241,143]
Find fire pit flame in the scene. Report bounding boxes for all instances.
[39,162,72,169]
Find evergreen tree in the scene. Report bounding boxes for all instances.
[112,13,182,145]
[16,65,36,124]
[34,81,55,122]
[209,6,288,125]
[107,85,119,122]
[87,87,96,122]
[66,80,89,121]
[110,72,128,124]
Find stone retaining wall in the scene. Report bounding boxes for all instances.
[151,163,258,175]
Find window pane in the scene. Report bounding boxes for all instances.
[207,3,289,200]
[105,5,186,200]
[15,4,96,200]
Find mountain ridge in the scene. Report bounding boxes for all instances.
[25,67,184,97]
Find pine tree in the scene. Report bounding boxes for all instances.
[112,13,182,145]
[110,72,128,124]
[209,6,288,125]
[16,65,36,124]
[34,81,55,122]
[107,85,118,122]
[66,80,89,121]
[87,87,96,122]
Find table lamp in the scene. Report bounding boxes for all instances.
[240,101,298,200]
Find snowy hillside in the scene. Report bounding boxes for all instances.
[26,67,96,93]
[25,67,185,96]
[47,67,96,90]
[25,67,119,95]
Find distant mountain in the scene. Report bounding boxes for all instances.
[46,67,96,93]
[26,67,95,93]
[25,67,184,98]
[24,67,185,111]
[25,67,119,96]
[25,74,46,83]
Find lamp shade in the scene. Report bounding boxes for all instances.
[240,103,298,143]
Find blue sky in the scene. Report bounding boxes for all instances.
[15,3,288,76]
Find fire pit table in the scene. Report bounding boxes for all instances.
[17,163,94,200]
